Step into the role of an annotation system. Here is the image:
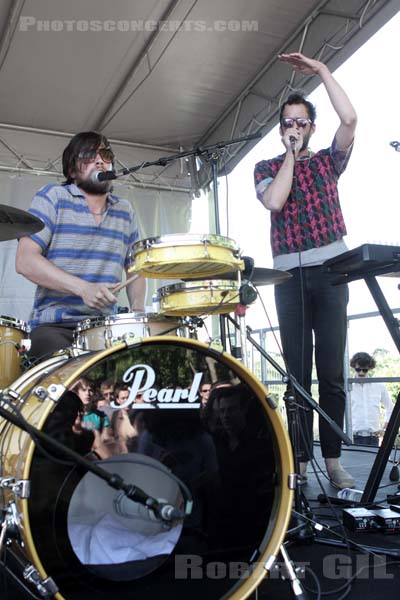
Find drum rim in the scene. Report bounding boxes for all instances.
[9,336,293,599]
[133,233,240,253]
[75,313,149,331]
[157,279,240,296]
[0,315,28,331]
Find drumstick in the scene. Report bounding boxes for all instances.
[113,274,139,293]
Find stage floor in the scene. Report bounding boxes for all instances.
[258,442,400,600]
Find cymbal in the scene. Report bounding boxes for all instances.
[0,204,44,241]
[224,266,292,286]
[183,266,292,286]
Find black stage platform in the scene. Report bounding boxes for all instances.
[2,443,399,600]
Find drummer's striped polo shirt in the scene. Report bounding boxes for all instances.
[28,183,139,328]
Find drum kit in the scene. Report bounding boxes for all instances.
[0,205,298,600]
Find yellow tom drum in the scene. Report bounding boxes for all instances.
[130,233,243,279]
[157,280,241,316]
[0,315,30,390]
[0,337,294,600]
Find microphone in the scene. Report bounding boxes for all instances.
[91,170,118,183]
[113,489,185,524]
[289,136,297,153]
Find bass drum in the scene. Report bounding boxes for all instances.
[1,337,293,600]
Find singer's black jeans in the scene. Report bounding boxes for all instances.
[275,265,349,460]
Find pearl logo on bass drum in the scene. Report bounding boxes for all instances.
[110,363,203,410]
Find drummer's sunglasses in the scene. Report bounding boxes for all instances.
[77,147,114,163]
[281,117,312,129]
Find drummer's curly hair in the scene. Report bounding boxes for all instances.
[62,131,112,185]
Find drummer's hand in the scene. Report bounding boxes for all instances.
[80,282,118,310]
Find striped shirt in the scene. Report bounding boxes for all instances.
[28,183,139,328]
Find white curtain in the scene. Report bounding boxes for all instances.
[0,172,192,322]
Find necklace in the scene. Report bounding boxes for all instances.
[90,206,106,215]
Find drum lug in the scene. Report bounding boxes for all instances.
[23,564,59,597]
[122,332,142,346]
[263,553,277,573]
[34,383,65,402]
[0,477,30,499]
[4,388,20,401]
[288,473,298,490]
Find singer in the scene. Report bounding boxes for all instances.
[254,53,357,489]
[16,131,146,361]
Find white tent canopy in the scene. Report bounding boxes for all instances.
[0,0,397,190]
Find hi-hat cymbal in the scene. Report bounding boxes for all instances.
[183,266,292,286]
[0,204,44,241]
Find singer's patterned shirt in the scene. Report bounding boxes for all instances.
[28,183,139,328]
[254,137,352,257]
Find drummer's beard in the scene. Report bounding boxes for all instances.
[76,175,113,196]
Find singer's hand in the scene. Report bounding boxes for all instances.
[80,282,119,310]
[282,129,301,155]
[278,52,326,76]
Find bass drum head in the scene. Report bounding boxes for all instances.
[22,337,293,600]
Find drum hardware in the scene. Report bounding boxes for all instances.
[278,542,309,600]
[0,204,44,242]
[0,502,21,550]
[0,478,30,499]
[23,564,59,597]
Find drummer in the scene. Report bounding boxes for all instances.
[16,131,146,361]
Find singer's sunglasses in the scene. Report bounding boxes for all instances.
[281,117,312,129]
[77,147,114,163]
[354,367,369,373]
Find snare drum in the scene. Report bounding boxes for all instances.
[1,337,293,600]
[0,315,29,389]
[74,312,184,350]
[130,233,243,279]
[157,280,240,316]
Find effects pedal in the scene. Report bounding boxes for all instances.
[372,508,400,534]
[342,508,377,532]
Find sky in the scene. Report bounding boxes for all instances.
[191,10,400,357]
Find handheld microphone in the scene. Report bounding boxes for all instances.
[289,136,297,153]
[91,170,118,183]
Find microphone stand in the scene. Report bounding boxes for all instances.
[225,314,352,542]
[105,132,261,351]
[0,401,186,523]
